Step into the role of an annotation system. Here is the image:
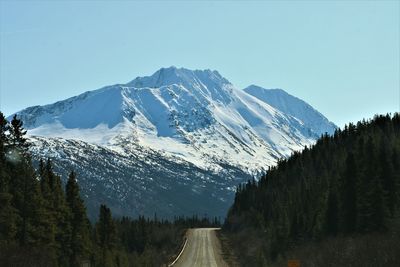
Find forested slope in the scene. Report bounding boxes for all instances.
[224,113,400,266]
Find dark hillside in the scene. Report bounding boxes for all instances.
[224,113,400,266]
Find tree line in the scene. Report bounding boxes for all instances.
[0,112,220,266]
[224,113,400,265]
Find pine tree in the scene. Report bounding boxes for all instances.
[357,140,374,232]
[36,159,58,256]
[378,142,397,217]
[0,113,11,210]
[341,152,358,233]
[361,136,388,232]
[6,117,42,246]
[5,115,35,245]
[38,159,48,194]
[0,191,19,245]
[12,163,47,246]
[96,204,117,267]
[324,186,338,236]
[44,160,71,266]
[8,115,29,158]
[0,113,18,245]
[66,171,91,266]
[391,149,400,216]
[0,112,8,162]
[369,174,387,231]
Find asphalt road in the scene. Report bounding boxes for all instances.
[173,228,228,267]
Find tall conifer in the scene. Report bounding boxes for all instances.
[66,171,91,265]
[341,152,358,233]
[96,204,116,266]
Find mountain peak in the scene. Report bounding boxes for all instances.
[127,66,230,89]
[244,85,337,135]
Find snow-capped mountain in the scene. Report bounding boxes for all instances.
[244,85,336,136]
[29,135,249,219]
[10,67,336,218]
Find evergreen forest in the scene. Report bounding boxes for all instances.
[224,113,400,266]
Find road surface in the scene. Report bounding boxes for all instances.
[172,228,228,267]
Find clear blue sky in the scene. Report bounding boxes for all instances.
[0,0,399,127]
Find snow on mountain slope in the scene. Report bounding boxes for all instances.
[10,67,335,218]
[244,85,337,136]
[29,136,251,219]
[14,67,316,174]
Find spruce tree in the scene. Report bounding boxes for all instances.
[369,174,387,231]
[0,112,8,161]
[6,116,41,246]
[96,204,116,266]
[341,152,358,233]
[324,186,338,236]
[37,159,58,255]
[38,159,48,194]
[8,115,29,157]
[44,160,71,265]
[12,163,47,246]
[66,171,91,265]
[391,149,400,216]
[356,137,378,232]
[0,192,19,245]
[378,142,397,217]
[0,113,18,245]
